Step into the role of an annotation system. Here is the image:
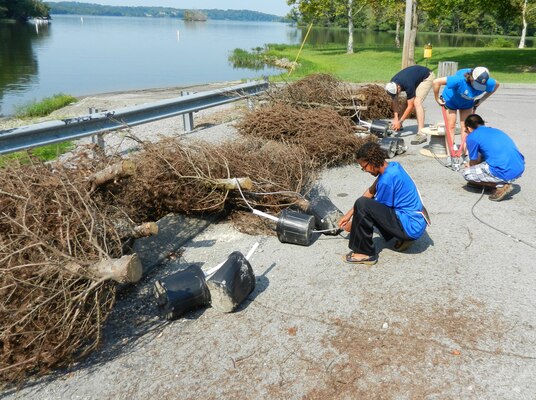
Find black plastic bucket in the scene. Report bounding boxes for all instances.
[206,251,255,313]
[308,196,343,235]
[154,264,211,320]
[370,120,389,137]
[276,209,315,246]
[380,137,407,158]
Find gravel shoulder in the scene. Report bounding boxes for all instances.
[2,84,536,399]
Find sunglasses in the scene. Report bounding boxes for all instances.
[360,162,369,171]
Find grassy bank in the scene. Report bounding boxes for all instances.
[14,93,77,118]
[1,94,77,164]
[263,44,536,84]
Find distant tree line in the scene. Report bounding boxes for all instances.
[0,0,50,21]
[46,2,287,22]
[287,0,535,37]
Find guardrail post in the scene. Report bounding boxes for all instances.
[90,107,105,151]
[181,91,194,132]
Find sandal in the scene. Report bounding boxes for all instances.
[394,239,414,252]
[343,252,378,265]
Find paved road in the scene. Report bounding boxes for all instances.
[2,85,536,400]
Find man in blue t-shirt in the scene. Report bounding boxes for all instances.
[338,142,429,265]
[385,65,435,145]
[462,114,525,202]
[432,67,500,160]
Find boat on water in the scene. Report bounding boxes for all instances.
[28,17,51,25]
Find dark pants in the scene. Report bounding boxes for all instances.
[349,197,412,256]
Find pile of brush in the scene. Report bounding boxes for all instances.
[1,73,396,384]
[0,157,137,383]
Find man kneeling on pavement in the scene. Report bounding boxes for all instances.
[338,142,430,265]
[462,114,525,202]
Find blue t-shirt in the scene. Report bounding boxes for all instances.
[375,162,427,239]
[442,68,497,110]
[466,126,525,181]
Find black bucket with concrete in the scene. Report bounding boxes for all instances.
[370,120,390,137]
[308,196,343,235]
[206,251,255,313]
[154,264,211,320]
[380,137,407,158]
[276,208,315,246]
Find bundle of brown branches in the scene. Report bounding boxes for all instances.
[235,103,372,169]
[267,74,414,121]
[0,158,126,383]
[95,137,316,224]
[352,83,416,120]
[270,74,353,108]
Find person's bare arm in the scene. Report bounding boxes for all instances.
[338,177,379,231]
[475,80,500,108]
[362,177,379,198]
[395,97,415,128]
[432,77,447,106]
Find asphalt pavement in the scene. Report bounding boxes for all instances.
[2,84,536,400]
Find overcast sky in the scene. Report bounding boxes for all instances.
[46,1,292,16]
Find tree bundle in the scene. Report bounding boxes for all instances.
[267,74,413,121]
[270,73,355,109]
[352,83,415,120]
[0,159,128,383]
[235,103,373,168]
[95,137,317,224]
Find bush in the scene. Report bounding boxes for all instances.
[14,93,77,118]
[486,37,515,48]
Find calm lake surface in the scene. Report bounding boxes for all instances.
[0,15,300,116]
[1,15,532,116]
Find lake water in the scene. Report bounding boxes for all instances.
[0,15,300,116]
[1,15,532,116]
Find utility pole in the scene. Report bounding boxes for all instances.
[401,0,413,69]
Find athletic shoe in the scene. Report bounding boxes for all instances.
[411,132,427,145]
[489,184,513,202]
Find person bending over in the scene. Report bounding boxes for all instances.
[463,114,525,202]
[432,66,499,162]
[338,142,429,265]
[385,65,435,145]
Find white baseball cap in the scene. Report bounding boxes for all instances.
[385,82,397,96]
[471,67,490,91]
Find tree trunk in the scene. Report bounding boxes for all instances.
[347,0,354,54]
[65,254,143,284]
[213,177,253,190]
[518,0,528,49]
[114,220,159,239]
[408,0,418,66]
[395,20,401,48]
[89,160,136,190]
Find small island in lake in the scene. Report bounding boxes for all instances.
[183,10,207,21]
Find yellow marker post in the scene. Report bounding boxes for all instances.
[424,43,433,67]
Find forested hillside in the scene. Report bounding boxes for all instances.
[46,1,286,22]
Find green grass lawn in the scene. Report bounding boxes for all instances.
[266,44,536,84]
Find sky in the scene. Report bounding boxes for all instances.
[46,1,292,17]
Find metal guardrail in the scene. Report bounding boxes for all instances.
[0,80,268,155]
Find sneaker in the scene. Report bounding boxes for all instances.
[394,239,414,252]
[444,156,452,168]
[489,184,513,202]
[411,132,427,145]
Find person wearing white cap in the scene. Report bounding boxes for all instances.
[432,67,500,162]
[384,65,435,145]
